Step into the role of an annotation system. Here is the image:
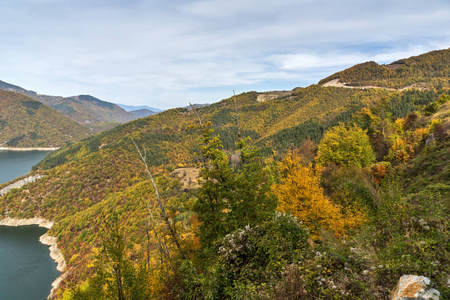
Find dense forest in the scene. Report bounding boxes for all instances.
[0,48,449,299]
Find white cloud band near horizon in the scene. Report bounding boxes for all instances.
[1,0,449,109]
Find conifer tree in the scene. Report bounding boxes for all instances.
[194,122,275,246]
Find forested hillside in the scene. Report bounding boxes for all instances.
[0,48,449,299]
[37,94,137,132]
[319,48,450,89]
[0,90,90,148]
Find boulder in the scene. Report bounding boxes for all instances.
[391,275,440,300]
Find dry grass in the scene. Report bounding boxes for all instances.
[171,167,200,189]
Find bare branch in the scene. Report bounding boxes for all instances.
[132,139,186,260]
[232,90,241,140]
[189,102,203,126]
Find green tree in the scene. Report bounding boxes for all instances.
[316,123,376,168]
[194,122,276,246]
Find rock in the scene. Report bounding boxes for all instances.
[0,217,54,229]
[0,174,45,196]
[391,275,440,300]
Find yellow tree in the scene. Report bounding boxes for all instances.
[316,123,376,168]
[272,154,365,238]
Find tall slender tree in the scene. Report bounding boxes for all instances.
[194,122,276,246]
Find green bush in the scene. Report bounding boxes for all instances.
[210,212,309,299]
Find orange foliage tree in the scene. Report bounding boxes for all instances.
[272,154,366,238]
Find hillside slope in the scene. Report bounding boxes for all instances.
[319,47,450,89]
[0,90,90,148]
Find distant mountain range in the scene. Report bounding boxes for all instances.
[0,80,165,146]
[116,103,164,113]
[115,103,163,119]
[0,80,164,132]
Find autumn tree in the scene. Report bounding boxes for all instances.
[356,98,394,159]
[70,217,151,300]
[316,123,376,168]
[272,154,366,237]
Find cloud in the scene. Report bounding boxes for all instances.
[267,44,444,73]
[0,0,449,108]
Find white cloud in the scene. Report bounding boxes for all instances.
[0,0,449,108]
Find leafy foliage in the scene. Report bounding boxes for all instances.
[70,217,152,300]
[212,213,309,299]
[272,154,366,237]
[194,122,276,246]
[317,123,376,168]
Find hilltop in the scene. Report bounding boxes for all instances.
[0,90,90,148]
[319,48,450,89]
[0,48,449,299]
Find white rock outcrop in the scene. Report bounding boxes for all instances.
[39,233,68,299]
[391,275,440,300]
[0,217,54,228]
[39,233,66,272]
[0,147,59,151]
[0,174,44,196]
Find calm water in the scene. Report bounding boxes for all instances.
[0,150,50,184]
[1,150,58,300]
[0,225,60,300]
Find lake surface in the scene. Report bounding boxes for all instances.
[0,150,58,300]
[0,150,50,184]
[0,225,60,300]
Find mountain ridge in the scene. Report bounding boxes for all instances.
[319,47,450,89]
[0,80,139,132]
[116,103,164,113]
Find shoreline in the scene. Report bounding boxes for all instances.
[0,147,59,151]
[0,217,68,299]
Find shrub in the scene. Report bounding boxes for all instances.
[317,123,376,168]
[211,212,309,299]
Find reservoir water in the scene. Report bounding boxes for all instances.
[0,150,59,300]
[0,226,60,300]
[0,150,50,184]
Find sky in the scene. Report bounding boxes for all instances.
[1,0,449,109]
